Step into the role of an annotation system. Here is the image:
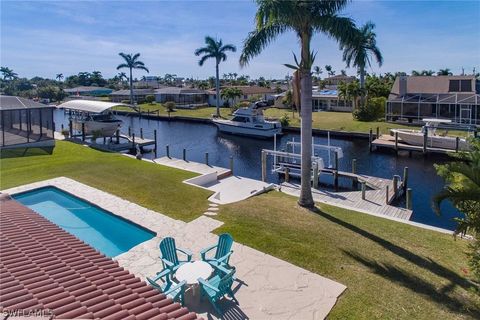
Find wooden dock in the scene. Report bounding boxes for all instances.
[371,134,457,155]
[70,134,155,153]
[281,178,412,221]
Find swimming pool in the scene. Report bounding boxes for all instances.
[13,187,155,257]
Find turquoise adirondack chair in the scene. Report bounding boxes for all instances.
[147,268,186,305]
[198,265,237,315]
[200,233,234,269]
[159,237,192,273]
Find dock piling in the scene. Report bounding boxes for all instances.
[69,120,73,138]
[140,128,144,139]
[334,171,339,191]
[81,123,85,141]
[116,129,120,144]
[393,175,400,196]
[285,167,290,183]
[376,127,380,139]
[406,188,412,210]
[205,152,209,165]
[334,151,339,171]
[361,181,366,200]
[394,131,399,155]
[352,159,357,174]
[132,133,136,149]
[423,130,428,154]
[128,126,131,137]
[154,129,157,158]
[261,151,267,182]
[183,148,186,161]
[455,137,459,152]
[230,156,234,175]
[369,128,373,152]
[386,185,389,204]
[403,167,409,191]
[166,145,170,158]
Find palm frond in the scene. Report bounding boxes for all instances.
[136,65,149,73]
[195,47,211,56]
[198,54,215,66]
[220,44,237,53]
[240,23,287,67]
[116,63,129,70]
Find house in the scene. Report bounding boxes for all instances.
[0,95,55,150]
[274,89,352,112]
[63,86,113,97]
[386,75,480,125]
[208,86,277,107]
[110,88,155,103]
[154,87,208,109]
[323,75,356,89]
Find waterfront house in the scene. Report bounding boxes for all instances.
[0,95,55,150]
[386,75,480,125]
[208,86,277,107]
[110,88,155,103]
[155,87,208,109]
[64,86,113,97]
[274,88,352,112]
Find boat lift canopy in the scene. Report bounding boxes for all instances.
[57,100,132,114]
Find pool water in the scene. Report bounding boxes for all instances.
[13,187,155,257]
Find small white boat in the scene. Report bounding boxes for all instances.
[391,119,470,151]
[72,113,122,137]
[212,101,282,138]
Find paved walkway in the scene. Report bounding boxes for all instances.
[3,177,346,320]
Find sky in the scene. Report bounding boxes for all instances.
[1,0,479,80]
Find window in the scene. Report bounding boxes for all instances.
[232,116,247,122]
[449,79,473,92]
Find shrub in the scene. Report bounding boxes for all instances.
[279,114,290,127]
[353,97,386,121]
[164,101,175,112]
[145,95,155,104]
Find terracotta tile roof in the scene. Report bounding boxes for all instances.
[0,195,201,320]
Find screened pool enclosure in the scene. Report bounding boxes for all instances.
[0,96,55,150]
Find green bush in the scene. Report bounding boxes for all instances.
[164,101,175,112]
[145,95,155,104]
[279,114,290,127]
[353,97,386,121]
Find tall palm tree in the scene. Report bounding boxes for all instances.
[340,21,383,106]
[411,70,421,76]
[220,87,243,107]
[56,73,64,82]
[437,68,453,76]
[240,0,355,208]
[1,67,18,81]
[195,36,236,117]
[116,53,149,108]
[313,66,323,79]
[325,65,335,76]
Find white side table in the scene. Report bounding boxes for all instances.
[176,261,213,297]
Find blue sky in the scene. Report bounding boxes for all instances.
[1,0,479,79]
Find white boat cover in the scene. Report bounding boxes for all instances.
[57,100,132,113]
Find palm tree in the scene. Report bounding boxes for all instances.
[313,66,323,79]
[195,36,237,117]
[325,65,335,77]
[221,87,243,108]
[56,73,64,82]
[437,68,453,76]
[340,21,383,106]
[411,70,421,76]
[240,0,355,208]
[116,53,149,108]
[421,70,435,76]
[1,67,18,81]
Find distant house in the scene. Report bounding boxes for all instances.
[110,89,155,103]
[208,86,277,107]
[386,75,480,125]
[154,87,208,109]
[323,75,356,89]
[0,95,55,150]
[274,89,352,112]
[63,86,113,97]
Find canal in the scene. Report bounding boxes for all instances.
[55,111,461,231]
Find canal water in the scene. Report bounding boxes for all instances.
[55,111,461,231]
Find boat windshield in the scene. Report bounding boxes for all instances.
[232,116,250,123]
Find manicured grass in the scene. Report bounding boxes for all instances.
[114,103,232,119]
[0,142,212,221]
[215,191,480,319]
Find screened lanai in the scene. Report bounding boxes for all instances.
[386,92,480,125]
[0,96,55,149]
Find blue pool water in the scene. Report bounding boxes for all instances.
[13,187,156,257]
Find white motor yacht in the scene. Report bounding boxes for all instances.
[390,119,470,151]
[212,101,282,138]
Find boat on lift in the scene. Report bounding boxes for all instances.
[390,118,471,151]
[212,101,282,138]
[58,100,128,137]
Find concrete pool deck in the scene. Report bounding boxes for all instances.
[2,177,347,320]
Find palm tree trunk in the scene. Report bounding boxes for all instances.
[129,68,134,108]
[359,66,365,107]
[215,62,220,117]
[298,33,314,208]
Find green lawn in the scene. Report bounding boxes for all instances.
[114,103,232,119]
[0,142,212,221]
[1,142,478,319]
[216,192,480,319]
